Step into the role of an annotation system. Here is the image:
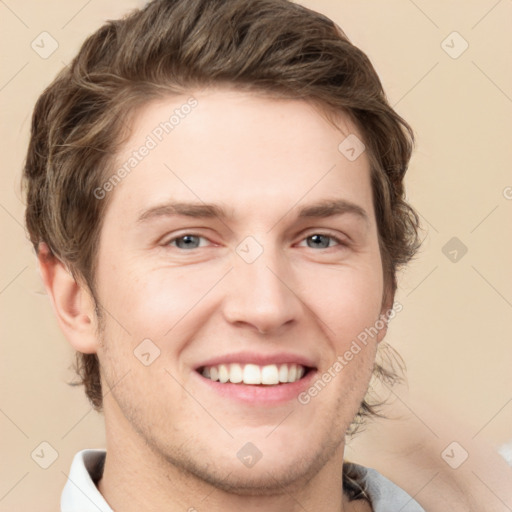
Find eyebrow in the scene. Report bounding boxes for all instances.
[136,198,370,226]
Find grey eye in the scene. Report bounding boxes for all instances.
[171,235,202,249]
[306,234,332,249]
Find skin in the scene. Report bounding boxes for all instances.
[39,89,393,511]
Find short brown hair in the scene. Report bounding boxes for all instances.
[23,0,420,426]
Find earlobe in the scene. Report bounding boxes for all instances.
[37,243,99,354]
[376,311,389,343]
[376,289,394,343]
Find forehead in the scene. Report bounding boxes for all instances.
[105,89,374,224]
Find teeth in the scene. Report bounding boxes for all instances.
[243,364,261,384]
[261,364,279,385]
[288,364,297,383]
[201,363,307,385]
[218,364,229,383]
[229,363,243,383]
[278,364,288,383]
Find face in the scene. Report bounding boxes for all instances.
[94,88,389,493]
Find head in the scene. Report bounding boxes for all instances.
[24,0,420,496]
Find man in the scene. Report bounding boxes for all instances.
[23,0,444,510]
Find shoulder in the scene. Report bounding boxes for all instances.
[344,462,426,512]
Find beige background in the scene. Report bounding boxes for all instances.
[1,1,511,510]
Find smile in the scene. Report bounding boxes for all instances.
[199,363,309,385]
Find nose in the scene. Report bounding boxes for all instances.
[222,243,303,335]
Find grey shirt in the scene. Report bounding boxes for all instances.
[61,449,425,511]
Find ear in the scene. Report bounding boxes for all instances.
[37,243,99,354]
[376,285,395,343]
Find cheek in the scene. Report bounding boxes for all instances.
[304,261,384,343]
[94,260,227,370]
[95,259,190,334]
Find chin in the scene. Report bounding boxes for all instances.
[187,458,320,496]
[162,434,342,496]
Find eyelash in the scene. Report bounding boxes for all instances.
[164,232,348,251]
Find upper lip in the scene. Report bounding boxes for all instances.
[195,351,317,370]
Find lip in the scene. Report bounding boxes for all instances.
[194,369,317,405]
[194,351,317,371]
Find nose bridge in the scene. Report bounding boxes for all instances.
[223,235,302,333]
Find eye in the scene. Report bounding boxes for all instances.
[299,233,346,250]
[164,232,346,251]
[167,234,209,250]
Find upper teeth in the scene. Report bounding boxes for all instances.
[201,363,306,385]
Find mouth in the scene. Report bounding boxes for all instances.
[197,363,313,386]
[193,352,318,404]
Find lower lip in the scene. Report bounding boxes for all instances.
[194,370,317,405]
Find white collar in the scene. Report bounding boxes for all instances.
[61,449,112,512]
